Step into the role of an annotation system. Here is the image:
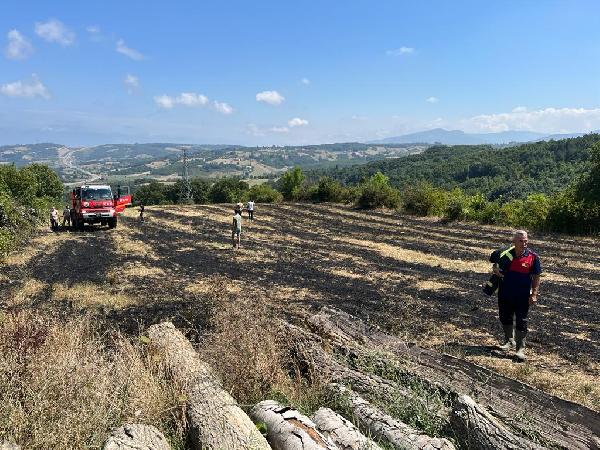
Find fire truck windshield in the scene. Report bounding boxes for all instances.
[81,187,112,201]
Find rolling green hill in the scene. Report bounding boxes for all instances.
[313,134,600,201]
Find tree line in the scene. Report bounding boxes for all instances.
[133,138,600,234]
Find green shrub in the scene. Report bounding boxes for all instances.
[356,172,401,210]
[247,184,283,203]
[403,182,446,216]
[209,178,249,203]
[311,177,346,203]
[278,167,305,201]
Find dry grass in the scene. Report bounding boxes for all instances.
[198,293,325,412]
[4,232,66,267]
[51,281,135,310]
[469,353,600,411]
[8,279,45,307]
[339,237,491,274]
[112,228,157,259]
[0,311,186,449]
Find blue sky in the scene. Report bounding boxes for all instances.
[1,0,599,146]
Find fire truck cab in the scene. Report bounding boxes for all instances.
[70,184,132,230]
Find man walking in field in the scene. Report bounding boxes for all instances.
[232,206,242,249]
[492,230,541,361]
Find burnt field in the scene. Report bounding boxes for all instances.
[1,203,599,411]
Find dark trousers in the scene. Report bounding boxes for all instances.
[248,210,253,220]
[498,296,530,333]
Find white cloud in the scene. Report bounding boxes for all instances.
[271,126,289,133]
[256,90,285,105]
[124,74,139,93]
[116,39,145,60]
[177,92,208,106]
[5,30,33,60]
[386,46,415,56]
[154,92,209,109]
[154,95,174,109]
[462,107,600,133]
[351,115,368,121]
[35,19,75,46]
[86,25,100,34]
[214,101,234,114]
[288,117,308,127]
[1,75,50,99]
[426,96,439,103]
[300,78,310,85]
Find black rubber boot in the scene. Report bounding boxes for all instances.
[515,330,527,362]
[498,324,515,351]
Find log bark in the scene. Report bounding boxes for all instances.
[103,424,171,450]
[249,400,337,450]
[329,384,455,450]
[147,322,271,450]
[312,407,383,450]
[285,322,447,420]
[310,307,600,450]
[450,395,542,450]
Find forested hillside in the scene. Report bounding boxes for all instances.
[314,134,600,201]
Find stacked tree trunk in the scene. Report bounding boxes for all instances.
[307,307,600,450]
[147,322,271,450]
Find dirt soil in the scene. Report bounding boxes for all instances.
[1,203,598,410]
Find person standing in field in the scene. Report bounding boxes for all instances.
[232,206,242,248]
[139,202,145,222]
[246,199,255,221]
[492,230,541,362]
[62,204,71,229]
[50,207,59,231]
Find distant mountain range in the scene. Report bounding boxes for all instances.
[368,128,594,145]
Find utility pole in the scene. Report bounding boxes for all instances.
[180,147,193,204]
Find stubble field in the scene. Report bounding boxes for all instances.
[2,203,598,412]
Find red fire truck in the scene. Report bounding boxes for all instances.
[70,184,132,230]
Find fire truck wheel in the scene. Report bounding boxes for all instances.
[108,217,118,229]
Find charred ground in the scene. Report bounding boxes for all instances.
[1,203,598,410]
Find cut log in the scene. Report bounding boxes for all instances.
[285,322,448,420]
[147,322,271,450]
[249,400,337,450]
[310,307,600,450]
[450,395,542,450]
[103,424,170,450]
[312,407,383,450]
[329,384,455,450]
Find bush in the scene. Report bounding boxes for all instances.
[209,177,249,203]
[133,181,168,205]
[278,167,305,201]
[311,177,346,203]
[356,172,401,210]
[402,182,446,216]
[247,183,283,203]
[0,164,62,258]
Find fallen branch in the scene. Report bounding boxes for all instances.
[147,322,270,450]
